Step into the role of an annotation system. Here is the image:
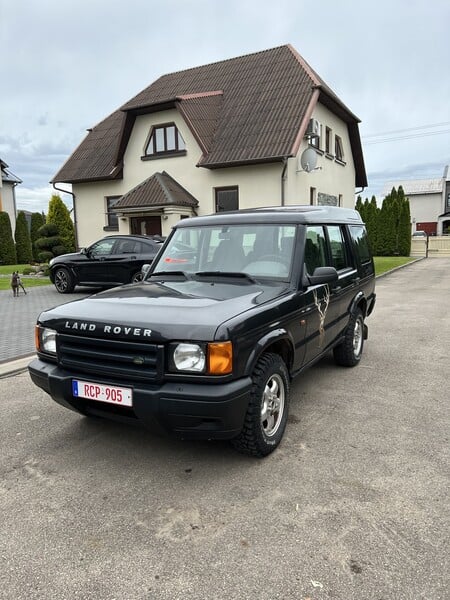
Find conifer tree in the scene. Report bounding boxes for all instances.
[47,195,75,253]
[0,211,17,265]
[365,196,379,255]
[397,188,411,256]
[34,223,64,262]
[30,212,46,261]
[14,211,33,264]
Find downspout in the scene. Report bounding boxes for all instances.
[281,157,289,206]
[52,183,78,250]
[355,187,365,196]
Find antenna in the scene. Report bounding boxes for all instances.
[297,148,321,173]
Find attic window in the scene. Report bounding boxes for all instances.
[144,123,186,158]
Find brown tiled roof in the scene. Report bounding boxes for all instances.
[53,45,367,186]
[113,171,198,211]
[53,110,126,183]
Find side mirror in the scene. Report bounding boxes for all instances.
[308,266,338,286]
[141,263,151,279]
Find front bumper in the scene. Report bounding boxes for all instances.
[28,358,252,440]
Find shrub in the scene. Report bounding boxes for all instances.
[37,250,54,263]
[22,267,34,275]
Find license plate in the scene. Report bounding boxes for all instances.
[72,379,133,407]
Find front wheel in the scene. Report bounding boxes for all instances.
[333,308,365,367]
[131,270,144,283]
[231,353,290,457]
[53,267,75,293]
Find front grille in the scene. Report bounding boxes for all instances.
[57,333,164,382]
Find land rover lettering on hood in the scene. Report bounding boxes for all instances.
[29,206,376,457]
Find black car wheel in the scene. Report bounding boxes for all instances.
[131,271,144,283]
[231,353,290,457]
[333,308,365,367]
[54,267,75,293]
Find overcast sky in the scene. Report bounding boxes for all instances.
[1,0,449,213]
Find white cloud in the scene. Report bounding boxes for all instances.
[1,0,449,210]
[16,185,73,215]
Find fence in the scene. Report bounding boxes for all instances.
[411,236,450,257]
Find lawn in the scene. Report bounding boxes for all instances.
[373,256,416,276]
[0,264,50,290]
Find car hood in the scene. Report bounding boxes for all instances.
[51,251,84,263]
[38,279,290,341]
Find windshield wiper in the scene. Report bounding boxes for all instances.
[148,270,190,279]
[195,271,258,284]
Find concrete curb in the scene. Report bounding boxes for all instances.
[0,354,35,379]
[375,256,425,279]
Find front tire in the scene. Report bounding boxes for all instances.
[53,267,75,293]
[131,270,143,283]
[231,353,290,457]
[333,308,365,367]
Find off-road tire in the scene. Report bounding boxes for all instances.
[54,267,75,294]
[231,353,290,457]
[333,308,364,367]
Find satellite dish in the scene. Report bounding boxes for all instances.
[300,148,318,172]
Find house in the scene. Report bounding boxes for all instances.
[382,165,450,235]
[0,158,22,233]
[52,45,367,248]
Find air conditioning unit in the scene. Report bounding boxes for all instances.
[305,118,321,139]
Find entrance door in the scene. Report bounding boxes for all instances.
[130,216,162,236]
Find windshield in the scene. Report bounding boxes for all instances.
[152,224,297,280]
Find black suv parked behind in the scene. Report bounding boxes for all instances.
[49,234,165,293]
[30,206,376,456]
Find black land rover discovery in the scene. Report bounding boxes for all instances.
[29,206,376,457]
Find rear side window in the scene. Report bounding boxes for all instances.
[349,226,371,264]
[326,226,350,271]
[305,226,327,274]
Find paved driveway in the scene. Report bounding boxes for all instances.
[0,285,95,362]
[0,258,448,599]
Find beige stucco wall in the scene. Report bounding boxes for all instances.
[73,102,359,247]
[0,182,17,234]
[408,193,442,224]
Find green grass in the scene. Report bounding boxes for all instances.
[0,263,50,290]
[373,256,416,276]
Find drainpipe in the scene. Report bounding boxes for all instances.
[281,158,289,206]
[355,187,365,196]
[52,183,78,249]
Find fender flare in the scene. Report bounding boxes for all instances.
[349,291,367,317]
[243,328,295,376]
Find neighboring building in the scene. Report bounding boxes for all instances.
[382,166,450,235]
[52,45,367,248]
[0,158,22,233]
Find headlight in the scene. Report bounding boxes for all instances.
[35,326,57,354]
[172,343,206,372]
[169,341,233,375]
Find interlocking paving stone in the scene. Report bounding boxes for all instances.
[0,284,93,363]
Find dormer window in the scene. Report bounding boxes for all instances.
[144,123,186,158]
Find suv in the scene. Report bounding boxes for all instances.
[29,206,376,457]
[49,234,164,293]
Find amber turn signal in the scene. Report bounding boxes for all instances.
[207,341,233,375]
[35,325,41,352]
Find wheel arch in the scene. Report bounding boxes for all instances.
[243,329,294,377]
[349,291,367,317]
